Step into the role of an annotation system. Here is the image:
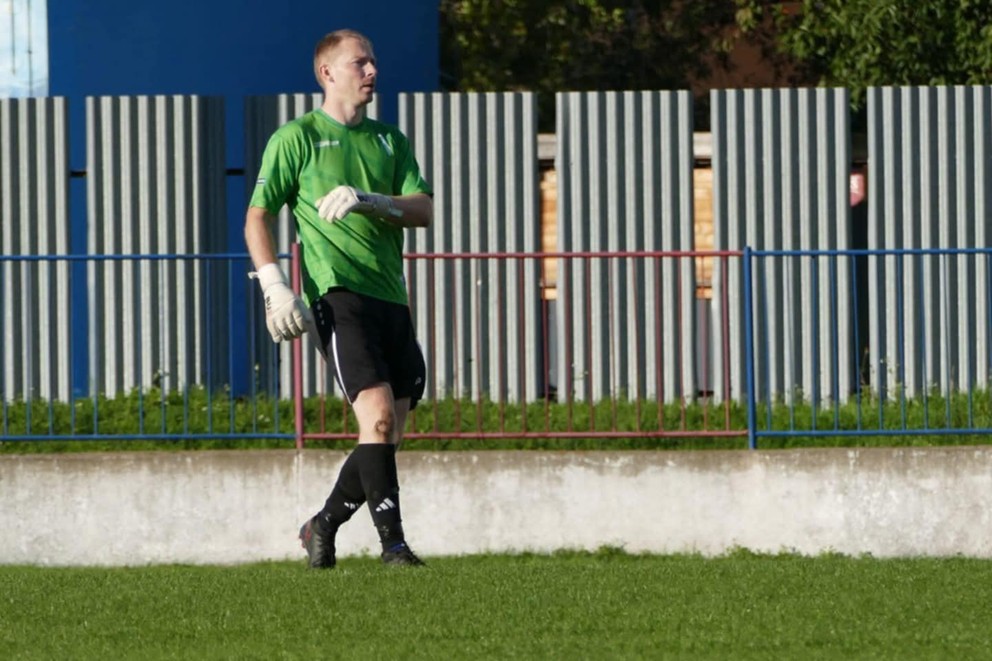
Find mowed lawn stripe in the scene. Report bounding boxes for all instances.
[2,551,991,660]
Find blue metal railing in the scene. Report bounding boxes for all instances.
[0,252,294,442]
[4,248,992,447]
[744,246,992,448]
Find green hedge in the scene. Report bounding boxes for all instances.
[2,385,991,453]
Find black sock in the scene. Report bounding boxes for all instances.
[318,450,365,534]
[354,443,406,551]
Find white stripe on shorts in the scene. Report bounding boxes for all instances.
[329,329,352,404]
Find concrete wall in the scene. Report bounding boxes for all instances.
[2,448,991,566]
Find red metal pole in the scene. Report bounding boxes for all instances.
[291,242,305,450]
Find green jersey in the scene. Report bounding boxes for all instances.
[250,110,432,305]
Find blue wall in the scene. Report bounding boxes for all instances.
[48,0,437,102]
[47,1,438,397]
[48,0,437,170]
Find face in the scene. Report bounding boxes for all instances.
[321,37,377,107]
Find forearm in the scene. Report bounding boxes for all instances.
[385,194,433,229]
[244,205,312,341]
[244,206,280,268]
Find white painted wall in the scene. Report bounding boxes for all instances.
[2,447,991,566]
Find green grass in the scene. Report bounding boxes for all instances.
[3,385,992,453]
[2,550,992,660]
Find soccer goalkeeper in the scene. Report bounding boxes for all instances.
[244,29,433,568]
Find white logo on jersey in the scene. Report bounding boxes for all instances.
[315,139,340,148]
[255,177,266,186]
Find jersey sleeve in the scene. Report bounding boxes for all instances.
[391,130,433,197]
[249,127,303,215]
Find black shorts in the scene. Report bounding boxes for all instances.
[310,288,426,409]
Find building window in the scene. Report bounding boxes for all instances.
[0,0,48,97]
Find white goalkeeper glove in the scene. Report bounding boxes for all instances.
[315,185,401,222]
[253,263,313,342]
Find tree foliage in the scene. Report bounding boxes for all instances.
[440,0,743,91]
[439,0,746,126]
[439,1,992,123]
[759,0,992,107]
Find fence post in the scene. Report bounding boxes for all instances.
[291,243,305,450]
[743,246,757,450]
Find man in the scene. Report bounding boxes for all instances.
[244,29,433,568]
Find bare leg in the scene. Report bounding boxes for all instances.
[351,382,399,444]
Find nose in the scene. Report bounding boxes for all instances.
[365,62,377,78]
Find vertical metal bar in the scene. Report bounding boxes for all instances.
[292,243,304,450]
[789,253,797,431]
[317,347,326,437]
[676,253,687,430]
[609,255,618,430]
[496,256,506,432]
[743,247,757,449]
[896,255,906,428]
[694,252,713,424]
[0,256,5,435]
[919,253,930,429]
[941,253,952,426]
[46,264,55,434]
[24,259,33,434]
[987,255,992,421]
[721,255,731,423]
[632,254,641,432]
[654,255,664,430]
[474,256,484,434]
[760,254,773,432]
[452,254,462,432]
[542,287,551,431]
[518,257,527,433]
[183,378,189,436]
[586,256,594,430]
[93,273,100,431]
[851,252,863,430]
[249,257,260,434]
[206,258,213,434]
[229,258,236,433]
[137,257,145,435]
[497,256,506,432]
[159,255,167,435]
[830,254,839,429]
[811,254,819,430]
[968,253,976,428]
[429,256,439,435]
[565,256,574,431]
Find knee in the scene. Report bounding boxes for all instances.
[370,412,396,442]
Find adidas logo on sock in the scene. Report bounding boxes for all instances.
[345,501,360,511]
[375,497,396,513]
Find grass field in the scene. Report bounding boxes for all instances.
[3,550,991,660]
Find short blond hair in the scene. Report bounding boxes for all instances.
[313,29,375,86]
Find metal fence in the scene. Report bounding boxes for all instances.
[710,88,854,405]
[5,248,992,448]
[4,84,992,447]
[298,248,742,445]
[0,252,286,441]
[745,246,992,448]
